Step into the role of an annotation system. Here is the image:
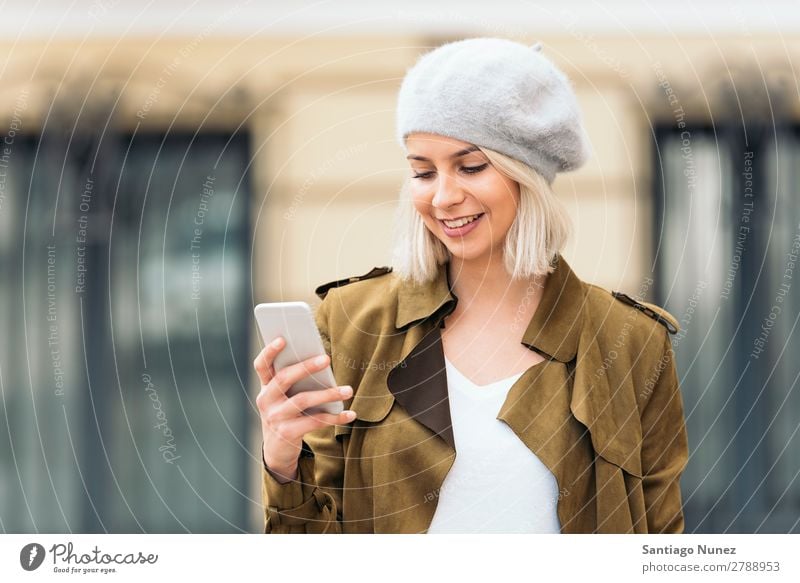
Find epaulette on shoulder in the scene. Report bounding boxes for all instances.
[611,290,680,335]
[314,266,393,300]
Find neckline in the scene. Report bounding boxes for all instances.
[443,355,526,389]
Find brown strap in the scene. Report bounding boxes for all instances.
[267,489,332,528]
[611,291,680,335]
[314,266,393,300]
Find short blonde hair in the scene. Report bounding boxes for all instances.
[390,146,572,284]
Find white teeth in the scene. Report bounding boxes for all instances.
[443,214,481,228]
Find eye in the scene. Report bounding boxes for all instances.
[412,170,436,180]
[411,170,435,180]
[461,163,488,175]
[412,163,488,180]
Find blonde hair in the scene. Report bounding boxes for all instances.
[390,146,572,284]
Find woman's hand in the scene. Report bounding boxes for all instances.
[254,337,356,483]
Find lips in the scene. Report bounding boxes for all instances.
[438,213,484,228]
[438,212,485,237]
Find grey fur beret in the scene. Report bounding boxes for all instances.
[396,37,591,183]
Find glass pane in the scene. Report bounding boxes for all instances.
[656,125,800,532]
[0,131,251,533]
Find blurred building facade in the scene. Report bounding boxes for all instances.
[1,22,799,532]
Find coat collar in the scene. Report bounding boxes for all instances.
[387,252,586,454]
[393,252,585,362]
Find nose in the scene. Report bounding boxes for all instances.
[431,168,466,209]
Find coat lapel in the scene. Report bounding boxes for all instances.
[387,263,458,451]
[518,253,583,362]
[495,358,597,532]
[385,325,456,451]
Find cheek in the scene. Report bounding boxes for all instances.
[488,179,519,217]
[478,187,518,230]
[472,171,514,201]
[411,188,433,215]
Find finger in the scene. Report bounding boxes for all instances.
[258,351,331,416]
[278,384,353,417]
[266,353,331,398]
[253,337,284,386]
[280,410,357,441]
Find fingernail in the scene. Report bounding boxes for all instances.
[314,355,327,366]
[344,410,357,420]
[339,386,353,396]
[272,337,283,348]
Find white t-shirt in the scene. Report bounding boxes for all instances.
[426,355,562,534]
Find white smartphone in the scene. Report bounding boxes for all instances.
[254,301,343,416]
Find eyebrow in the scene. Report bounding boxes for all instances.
[405,145,481,162]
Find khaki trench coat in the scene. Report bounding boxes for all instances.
[261,253,689,534]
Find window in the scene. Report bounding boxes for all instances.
[654,124,800,533]
[0,130,252,532]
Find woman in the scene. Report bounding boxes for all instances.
[254,38,689,534]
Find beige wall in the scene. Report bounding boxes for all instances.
[4,35,797,292]
[2,34,796,529]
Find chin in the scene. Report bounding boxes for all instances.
[441,244,492,262]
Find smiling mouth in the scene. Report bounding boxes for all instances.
[438,213,484,228]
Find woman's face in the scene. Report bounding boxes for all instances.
[405,132,520,263]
